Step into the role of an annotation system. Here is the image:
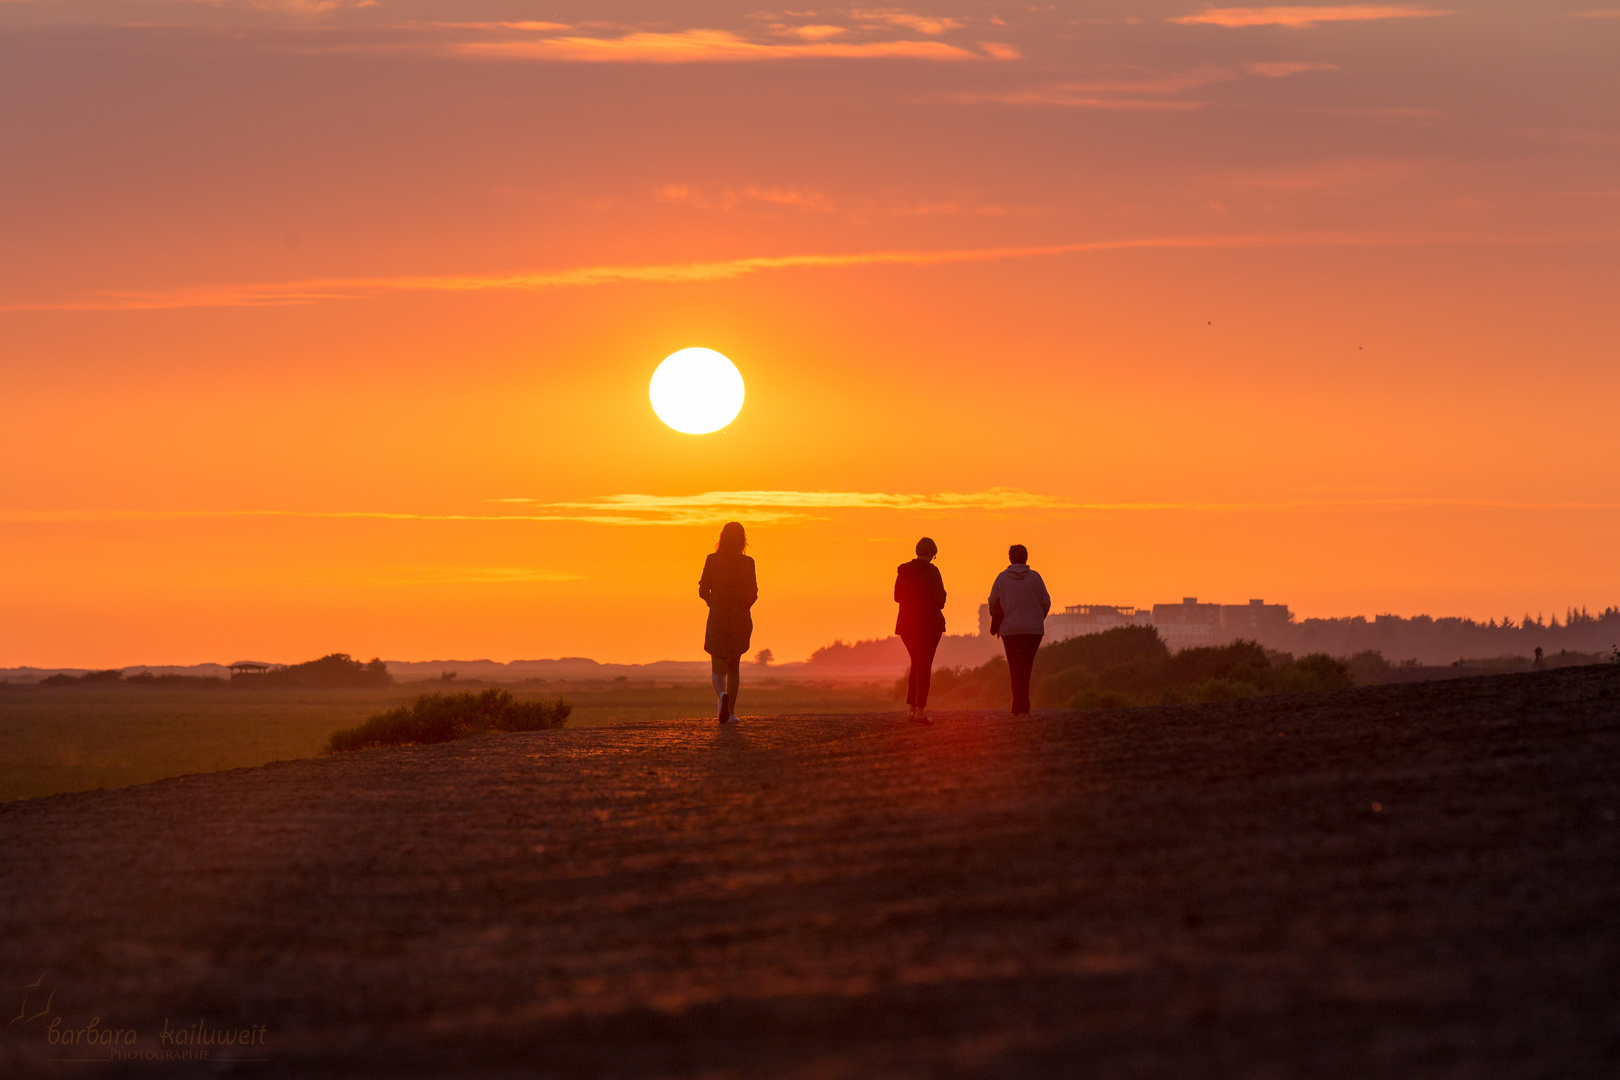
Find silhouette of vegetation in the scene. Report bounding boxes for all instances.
[41,669,126,686]
[38,669,226,687]
[1261,605,1620,664]
[125,672,225,687]
[809,634,997,669]
[326,688,572,753]
[241,653,392,688]
[897,626,1354,710]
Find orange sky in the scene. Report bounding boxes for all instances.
[2,1,1618,667]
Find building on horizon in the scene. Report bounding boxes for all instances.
[1044,605,1154,642]
[978,597,1294,651]
[1220,599,1293,639]
[1151,598,1225,651]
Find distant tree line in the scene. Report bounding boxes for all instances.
[1255,606,1620,665]
[901,625,1354,710]
[235,653,392,687]
[40,670,223,687]
[809,634,996,669]
[25,653,394,689]
[815,606,1620,670]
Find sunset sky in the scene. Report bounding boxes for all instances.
[2,0,1617,667]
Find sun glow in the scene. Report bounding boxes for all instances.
[649,348,746,434]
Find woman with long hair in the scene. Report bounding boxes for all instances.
[698,521,758,724]
[894,536,946,726]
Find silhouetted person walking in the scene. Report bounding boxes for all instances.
[894,536,946,726]
[699,521,758,724]
[988,544,1050,716]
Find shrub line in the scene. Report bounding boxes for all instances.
[327,689,572,753]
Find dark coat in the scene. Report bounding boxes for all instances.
[699,552,758,658]
[894,558,947,638]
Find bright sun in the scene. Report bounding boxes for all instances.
[649,347,745,434]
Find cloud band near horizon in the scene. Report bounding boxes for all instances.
[1170,5,1455,28]
[5,492,1619,530]
[4,230,1603,313]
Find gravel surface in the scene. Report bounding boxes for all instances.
[2,665,1618,1078]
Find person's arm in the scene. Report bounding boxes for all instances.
[745,559,759,609]
[894,566,905,606]
[1037,573,1051,616]
[988,576,1004,637]
[698,557,714,605]
[930,565,947,611]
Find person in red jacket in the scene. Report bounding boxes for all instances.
[894,537,947,726]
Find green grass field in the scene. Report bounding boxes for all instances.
[0,680,895,802]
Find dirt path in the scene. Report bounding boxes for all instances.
[2,666,1618,1078]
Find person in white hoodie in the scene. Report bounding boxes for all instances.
[987,544,1050,716]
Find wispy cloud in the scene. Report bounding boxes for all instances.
[1212,158,1421,190]
[954,60,1332,109]
[851,9,964,35]
[767,23,850,39]
[8,494,1620,531]
[1171,5,1454,28]
[1242,60,1337,77]
[531,488,1071,524]
[453,28,976,63]
[654,184,838,212]
[4,230,1596,312]
[182,0,377,11]
[978,42,1022,60]
[365,566,583,585]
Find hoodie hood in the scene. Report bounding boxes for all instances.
[1005,563,1030,579]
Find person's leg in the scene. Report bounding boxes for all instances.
[1004,634,1042,714]
[1024,634,1044,712]
[1001,636,1018,712]
[726,654,741,713]
[901,633,922,707]
[914,631,942,709]
[710,655,727,701]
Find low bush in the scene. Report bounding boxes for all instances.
[327,688,572,753]
[239,653,393,688]
[124,672,226,687]
[41,669,126,686]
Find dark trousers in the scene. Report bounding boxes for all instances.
[901,630,943,708]
[1002,634,1043,714]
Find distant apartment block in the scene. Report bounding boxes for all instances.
[1044,605,1154,641]
[978,597,1293,651]
[1151,598,1224,650]
[1221,599,1293,637]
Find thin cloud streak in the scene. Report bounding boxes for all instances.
[6,495,1620,532]
[365,567,583,585]
[954,61,1336,109]
[530,488,1074,518]
[7,230,1601,313]
[1171,5,1454,28]
[452,29,976,63]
